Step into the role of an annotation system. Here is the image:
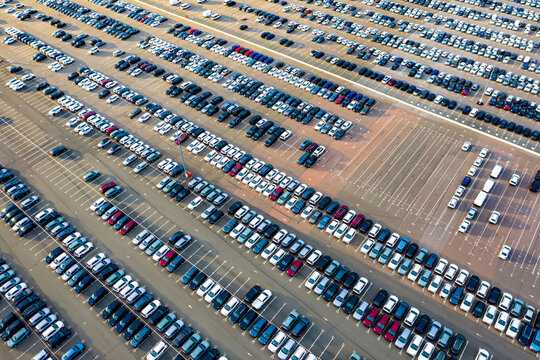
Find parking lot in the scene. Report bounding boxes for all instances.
[0,0,539,358]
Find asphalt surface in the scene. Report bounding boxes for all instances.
[0,0,538,359]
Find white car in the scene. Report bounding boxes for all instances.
[505,318,521,339]
[252,289,272,310]
[305,272,321,290]
[479,147,489,158]
[461,142,472,151]
[360,239,375,255]
[147,341,168,360]
[467,166,478,176]
[499,292,513,311]
[439,283,452,300]
[475,349,490,360]
[455,185,465,196]
[141,300,161,318]
[434,258,448,275]
[368,223,382,238]
[458,220,471,233]
[477,281,490,299]
[473,157,483,167]
[404,308,420,326]
[406,334,423,357]
[509,174,520,186]
[489,211,500,224]
[261,244,277,260]
[383,295,398,313]
[188,196,203,210]
[494,311,509,332]
[498,245,511,260]
[387,253,402,271]
[417,342,434,360]
[268,331,287,353]
[483,305,497,326]
[455,269,469,286]
[448,196,459,209]
[407,264,422,282]
[270,249,286,266]
[427,275,442,294]
[204,284,223,303]
[220,297,239,317]
[343,228,357,244]
[352,277,369,295]
[460,293,474,312]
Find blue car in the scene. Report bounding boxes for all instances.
[62,343,85,360]
[130,327,151,348]
[258,324,277,345]
[250,318,268,338]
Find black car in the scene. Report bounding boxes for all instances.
[342,272,359,289]
[227,201,242,215]
[238,310,257,330]
[1,319,22,341]
[0,313,17,333]
[229,304,248,325]
[342,295,360,315]
[88,287,108,306]
[323,283,339,302]
[315,255,332,271]
[173,326,194,348]
[487,287,501,304]
[519,324,534,346]
[244,285,262,303]
[102,300,121,319]
[16,294,39,313]
[22,300,45,320]
[108,306,128,326]
[48,327,71,348]
[51,146,68,157]
[148,307,169,325]
[116,313,136,333]
[212,291,231,310]
[278,254,294,271]
[123,320,144,340]
[372,289,388,308]
[414,314,431,334]
[472,300,485,318]
[189,272,207,290]
[449,333,466,355]
[466,275,480,292]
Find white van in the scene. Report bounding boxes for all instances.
[490,165,503,179]
[474,191,489,207]
[482,179,495,193]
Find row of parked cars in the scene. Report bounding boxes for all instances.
[296,1,532,136]
[0,170,37,237]
[5,27,75,65]
[36,0,139,40]
[0,256,76,353]
[358,223,540,352]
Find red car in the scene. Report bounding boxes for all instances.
[387,79,397,86]
[159,250,177,267]
[176,133,189,144]
[350,214,365,229]
[384,320,400,342]
[363,307,379,327]
[373,314,389,335]
[269,187,284,201]
[334,205,349,220]
[120,220,137,235]
[229,164,243,176]
[286,260,303,277]
[100,181,116,193]
[108,210,124,225]
[105,126,118,134]
[335,95,345,104]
